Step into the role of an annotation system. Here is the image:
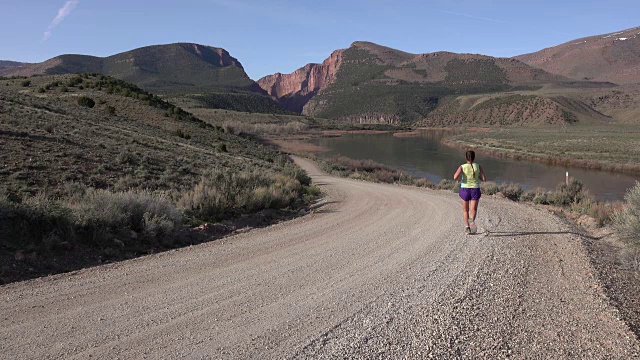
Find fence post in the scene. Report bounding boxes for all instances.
[566,171,569,185]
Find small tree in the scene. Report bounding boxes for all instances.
[21,80,31,87]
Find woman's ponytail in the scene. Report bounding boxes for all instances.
[465,150,476,177]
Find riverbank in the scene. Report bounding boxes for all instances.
[268,125,640,176]
[443,125,640,175]
[262,129,398,156]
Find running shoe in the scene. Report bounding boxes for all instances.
[470,221,478,234]
[464,227,472,235]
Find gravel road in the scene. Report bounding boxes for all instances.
[1,157,639,359]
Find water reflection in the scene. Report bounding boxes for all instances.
[312,130,638,201]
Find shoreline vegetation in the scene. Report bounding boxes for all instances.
[442,126,640,176]
[314,155,625,227]
[443,138,640,176]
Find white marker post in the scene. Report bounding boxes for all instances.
[566,171,569,185]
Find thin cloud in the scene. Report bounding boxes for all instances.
[438,9,510,25]
[43,0,79,41]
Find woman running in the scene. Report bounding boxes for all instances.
[453,150,486,235]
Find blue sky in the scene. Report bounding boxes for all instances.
[2,0,639,80]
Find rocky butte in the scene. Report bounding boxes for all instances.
[257,49,343,113]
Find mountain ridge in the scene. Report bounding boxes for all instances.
[4,26,637,123]
[0,43,260,95]
[256,40,600,122]
[0,60,29,72]
[515,26,640,85]
[0,43,297,114]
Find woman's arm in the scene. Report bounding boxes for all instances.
[453,166,462,181]
[480,166,487,182]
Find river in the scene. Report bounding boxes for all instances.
[312,129,638,201]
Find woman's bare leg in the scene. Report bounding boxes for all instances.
[470,199,479,222]
[462,200,470,227]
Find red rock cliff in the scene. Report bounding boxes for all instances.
[257,49,344,100]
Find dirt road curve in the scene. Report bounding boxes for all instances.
[2,157,639,359]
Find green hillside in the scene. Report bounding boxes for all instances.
[186,92,297,115]
[0,43,288,114]
[306,46,514,122]
[0,74,317,283]
[260,41,611,124]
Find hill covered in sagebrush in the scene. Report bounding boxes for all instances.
[0,73,317,283]
[0,43,292,114]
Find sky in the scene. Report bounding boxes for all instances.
[2,0,639,80]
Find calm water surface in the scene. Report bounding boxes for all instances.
[312,129,639,201]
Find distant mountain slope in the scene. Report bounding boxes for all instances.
[515,26,640,85]
[0,61,29,73]
[418,94,611,127]
[257,49,343,113]
[0,43,293,113]
[258,41,596,122]
[0,43,258,94]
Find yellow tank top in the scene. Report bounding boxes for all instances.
[461,163,480,188]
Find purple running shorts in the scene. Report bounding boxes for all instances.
[459,188,481,201]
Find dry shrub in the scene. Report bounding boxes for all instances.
[329,157,387,174]
[531,188,550,205]
[222,120,308,135]
[621,247,640,271]
[549,179,587,206]
[178,169,305,222]
[0,193,75,249]
[68,189,183,240]
[321,156,408,184]
[481,181,499,195]
[437,179,459,192]
[613,182,640,247]
[0,189,183,250]
[586,201,623,227]
[499,183,523,201]
[375,169,399,183]
[411,177,435,188]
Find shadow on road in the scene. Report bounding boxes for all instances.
[314,209,339,214]
[308,200,341,214]
[488,231,605,240]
